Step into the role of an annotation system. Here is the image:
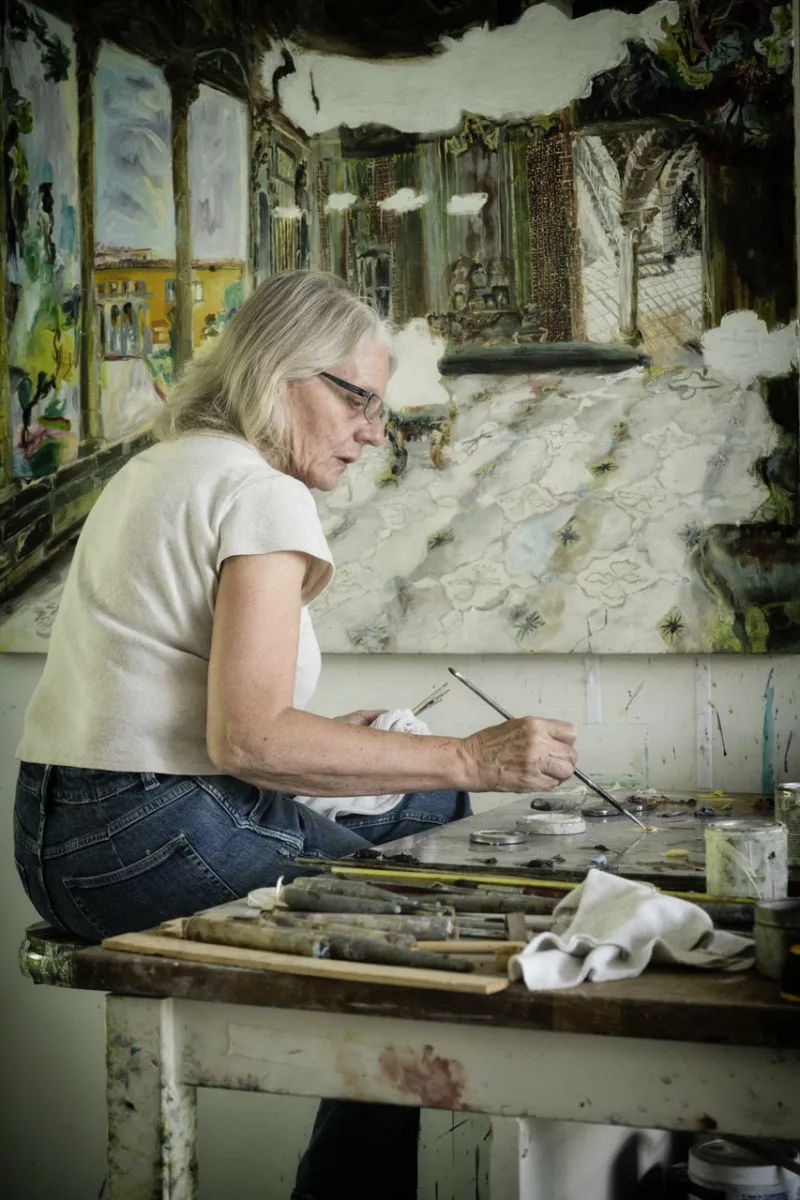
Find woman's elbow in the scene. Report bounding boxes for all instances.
[205,712,285,778]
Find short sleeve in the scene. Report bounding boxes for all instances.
[217,472,334,603]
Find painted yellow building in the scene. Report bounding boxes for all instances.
[95,255,245,351]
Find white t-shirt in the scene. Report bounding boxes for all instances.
[17,433,334,774]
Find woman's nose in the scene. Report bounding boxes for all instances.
[359,418,385,447]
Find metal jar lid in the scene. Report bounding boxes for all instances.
[706,819,786,834]
[755,898,800,928]
[470,828,527,847]
[690,1138,799,1170]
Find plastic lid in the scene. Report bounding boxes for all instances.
[690,1138,798,1170]
[517,813,586,835]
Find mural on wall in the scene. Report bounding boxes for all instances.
[0,0,797,654]
[5,2,80,482]
[94,42,175,440]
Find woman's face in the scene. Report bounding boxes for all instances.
[282,338,390,491]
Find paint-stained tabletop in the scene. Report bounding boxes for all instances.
[375,789,793,892]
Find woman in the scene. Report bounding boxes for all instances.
[14,269,578,1199]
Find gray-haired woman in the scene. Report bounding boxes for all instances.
[14,269,578,1199]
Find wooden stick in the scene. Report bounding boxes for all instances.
[280,886,404,915]
[417,940,526,955]
[267,911,455,939]
[186,916,329,958]
[270,914,416,948]
[101,932,510,995]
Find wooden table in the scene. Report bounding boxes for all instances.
[20,913,800,1200]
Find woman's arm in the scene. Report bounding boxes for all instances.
[206,551,577,796]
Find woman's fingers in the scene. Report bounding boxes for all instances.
[464,716,579,792]
[542,752,577,782]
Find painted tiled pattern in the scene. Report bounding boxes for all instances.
[312,363,776,654]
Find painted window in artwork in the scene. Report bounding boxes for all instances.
[94,42,174,438]
[188,84,248,346]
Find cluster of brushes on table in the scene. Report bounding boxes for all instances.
[184,873,558,974]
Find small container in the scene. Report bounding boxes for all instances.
[688,1138,799,1200]
[469,828,527,847]
[774,783,800,866]
[516,812,586,836]
[705,820,788,899]
[755,899,800,980]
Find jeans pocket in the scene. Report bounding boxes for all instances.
[63,834,239,939]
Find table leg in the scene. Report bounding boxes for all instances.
[106,995,197,1200]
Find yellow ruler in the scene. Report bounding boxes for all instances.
[322,863,757,906]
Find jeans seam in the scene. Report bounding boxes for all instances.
[194,779,304,852]
[339,812,449,829]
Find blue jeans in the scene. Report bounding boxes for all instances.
[14,762,470,940]
[15,763,471,1200]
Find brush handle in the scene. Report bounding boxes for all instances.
[447,668,646,830]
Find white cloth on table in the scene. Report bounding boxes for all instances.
[509,868,754,990]
[293,708,431,821]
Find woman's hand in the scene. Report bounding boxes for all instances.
[462,717,578,793]
[332,710,386,727]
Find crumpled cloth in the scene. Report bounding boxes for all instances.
[509,869,754,990]
[293,708,430,821]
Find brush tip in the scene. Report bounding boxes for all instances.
[447,667,459,678]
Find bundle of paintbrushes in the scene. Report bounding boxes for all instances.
[200,871,558,973]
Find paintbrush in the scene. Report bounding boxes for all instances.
[412,682,449,716]
[447,667,646,831]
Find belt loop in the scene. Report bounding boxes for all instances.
[141,773,160,791]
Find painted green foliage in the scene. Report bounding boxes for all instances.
[5,1,80,479]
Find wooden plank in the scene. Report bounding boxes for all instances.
[417,940,525,955]
[101,932,510,995]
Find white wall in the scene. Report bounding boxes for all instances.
[2,650,797,1199]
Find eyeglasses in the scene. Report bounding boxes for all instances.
[320,371,386,424]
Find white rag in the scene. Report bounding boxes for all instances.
[294,708,431,821]
[509,869,754,990]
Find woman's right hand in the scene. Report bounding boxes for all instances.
[462,717,578,792]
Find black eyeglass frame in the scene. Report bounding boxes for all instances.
[319,371,386,424]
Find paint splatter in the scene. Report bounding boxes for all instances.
[379,1045,472,1109]
[763,667,776,794]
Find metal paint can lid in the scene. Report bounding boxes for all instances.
[517,813,587,835]
[706,819,786,835]
[689,1137,799,1185]
[755,898,800,928]
[470,828,527,847]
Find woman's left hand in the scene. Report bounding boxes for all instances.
[333,710,386,727]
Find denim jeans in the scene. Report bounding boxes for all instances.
[14,762,470,940]
[14,762,471,1200]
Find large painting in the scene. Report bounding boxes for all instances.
[6,3,80,482]
[1,0,797,654]
[261,0,797,654]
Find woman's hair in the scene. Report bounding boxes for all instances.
[155,270,392,456]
